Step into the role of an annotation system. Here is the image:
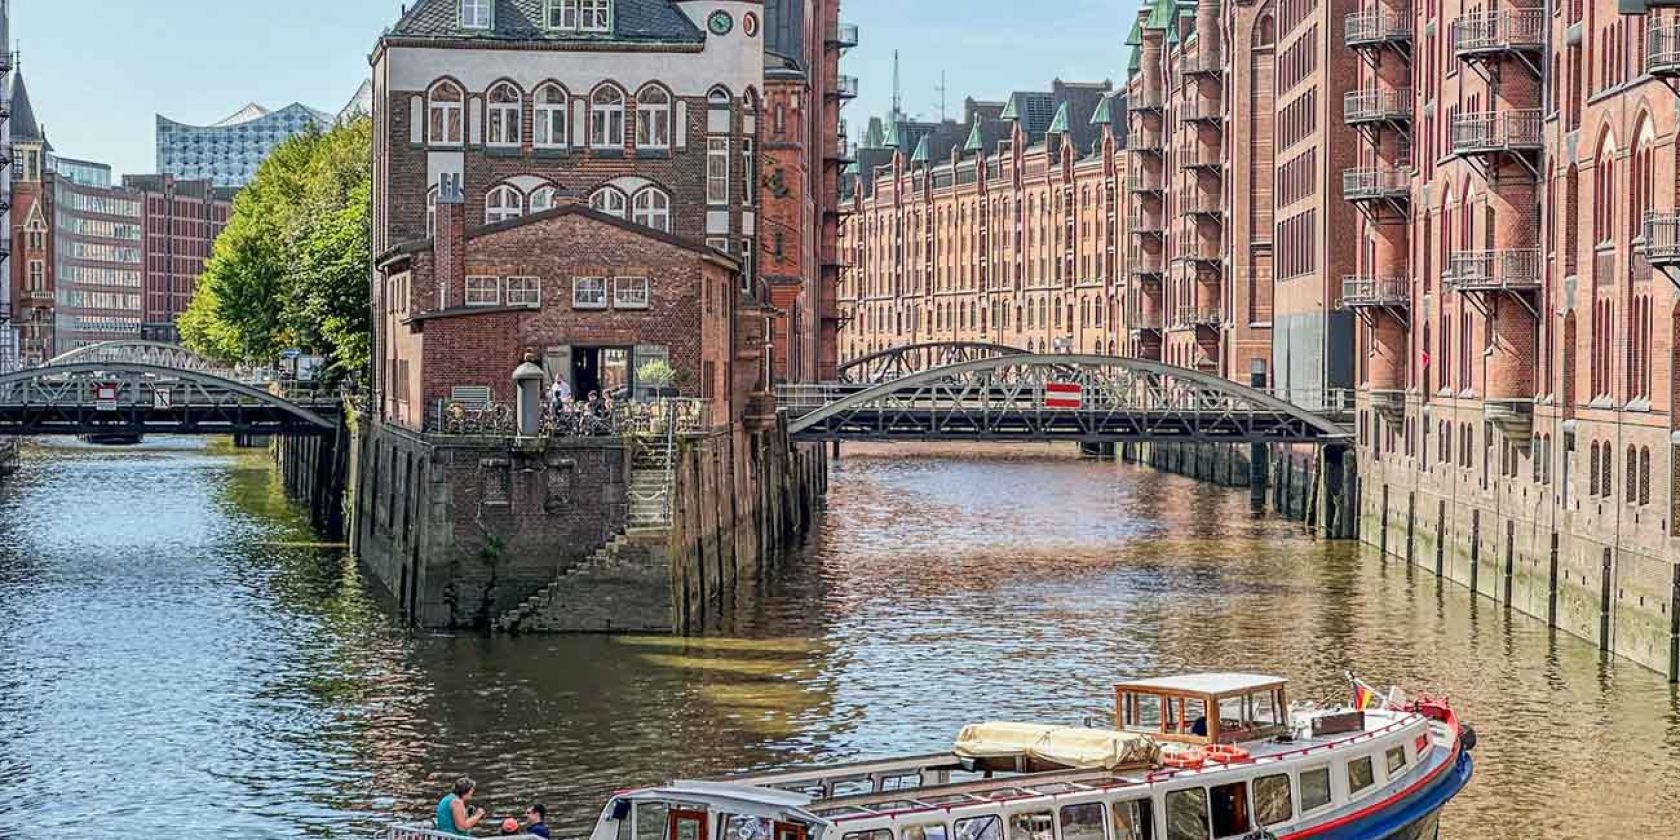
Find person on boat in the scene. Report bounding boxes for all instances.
[436,777,487,836]
[1190,716,1208,737]
[524,803,553,839]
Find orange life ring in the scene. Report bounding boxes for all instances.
[1162,749,1205,769]
[1203,744,1252,763]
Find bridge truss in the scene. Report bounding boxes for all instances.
[781,354,1350,444]
[836,341,1027,384]
[0,362,338,437]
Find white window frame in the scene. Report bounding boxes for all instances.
[486,82,522,147]
[27,260,44,290]
[741,137,756,207]
[465,275,501,307]
[590,187,628,219]
[573,276,608,309]
[425,187,439,238]
[632,187,672,232]
[506,276,542,306]
[613,276,651,309]
[591,85,626,149]
[706,237,731,253]
[707,137,730,204]
[580,0,611,32]
[636,85,671,149]
[460,0,493,29]
[485,185,524,224]
[529,185,559,214]
[428,81,465,146]
[533,84,568,147]
[740,236,755,290]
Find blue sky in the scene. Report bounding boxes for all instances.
[17,0,1133,178]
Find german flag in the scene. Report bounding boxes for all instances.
[1348,672,1385,710]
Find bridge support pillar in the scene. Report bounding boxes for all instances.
[1316,444,1358,540]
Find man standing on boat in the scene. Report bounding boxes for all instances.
[436,777,487,836]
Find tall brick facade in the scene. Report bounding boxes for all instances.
[124,175,235,342]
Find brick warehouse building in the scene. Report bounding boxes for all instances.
[124,175,236,342]
[836,0,1680,674]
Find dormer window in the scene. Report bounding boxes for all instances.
[460,0,492,29]
[546,0,611,33]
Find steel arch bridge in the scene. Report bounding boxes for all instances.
[0,360,339,437]
[781,353,1351,444]
[46,340,256,383]
[836,341,1027,384]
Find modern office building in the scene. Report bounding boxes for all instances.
[156,102,332,187]
[123,175,236,341]
[49,155,112,188]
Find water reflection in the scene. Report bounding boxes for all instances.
[0,439,1675,839]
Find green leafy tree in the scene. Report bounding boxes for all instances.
[181,118,372,381]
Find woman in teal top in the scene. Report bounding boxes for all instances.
[436,777,487,836]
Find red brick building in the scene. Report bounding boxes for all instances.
[123,175,235,342]
[375,192,760,431]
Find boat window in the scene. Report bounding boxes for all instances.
[955,814,1004,840]
[904,823,950,840]
[881,773,924,792]
[1179,699,1207,737]
[1347,756,1375,795]
[1058,802,1105,840]
[841,830,892,840]
[1251,691,1279,726]
[833,778,875,797]
[1112,798,1155,840]
[870,802,921,814]
[1008,810,1055,840]
[1164,788,1211,840]
[1251,774,1292,826]
[1385,746,1407,775]
[1208,782,1250,838]
[1298,767,1332,813]
[1217,697,1244,732]
[729,816,773,840]
[634,802,670,840]
[1132,694,1164,729]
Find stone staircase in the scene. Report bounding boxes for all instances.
[494,531,670,632]
[627,433,675,530]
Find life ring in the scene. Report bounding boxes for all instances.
[1162,749,1205,769]
[1203,744,1252,763]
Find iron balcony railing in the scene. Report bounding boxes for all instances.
[1128,90,1164,112]
[1128,168,1165,193]
[1443,248,1542,292]
[1178,53,1224,80]
[1342,167,1411,202]
[1450,109,1543,155]
[1129,248,1166,277]
[1177,187,1222,217]
[1343,88,1413,125]
[1646,21,1680,76]
[831,75,859,99]
[826,21,859,49]
[1341,276,1411,308]
[1643,210,1680,265]
[1126,311,1165,331]
[1179,99,1222,123]
[1451,9,1545,56]
[1173,306,1222,329]
[1175,142,1223,171]
[1345,10,1412,48]
[1127,127,1165,153]
[1129,213,1166,236]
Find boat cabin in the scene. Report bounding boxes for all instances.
[1113,673,1287,746]
[588,782,828,840]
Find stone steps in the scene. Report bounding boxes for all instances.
[495,530,672,633]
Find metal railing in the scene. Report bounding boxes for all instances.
[1129,248,1165,277]
[1343,88,1412,124]
[1643,210,1680,265]
[1266,388,1358,417]
[1647,21,1680,76]
[429,397,713,438]
[1128,90,1164,111]
[1178,53,1223,79]
[1128,168,1165,193]
[1345,10,1412,47]
[827,21,859,49]
[1127,127,1165,153]
[1451,9,1545,55]
[1175,142,1222,171]
[1127,311,1165,330]
[1450,109,1542,154]
[1173,306,1222,329]
[1342,167,1411,201]
[1179,98,1222,123]
[1177,187,1222,217]
[1129,214,1166,236]
[379,825,544,840]
[1341,276,1412,307]
[1443,248,1542,291]
[831,75,858,99]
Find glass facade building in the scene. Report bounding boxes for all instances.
[156,102,331,187]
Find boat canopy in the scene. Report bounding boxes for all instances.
[953,721,1160,771]
[1113,673,1289,746]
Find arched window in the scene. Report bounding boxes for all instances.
[529,185,559,213]
[591,85,626,148]
[590,187,628,218]
[428,80,464,145]
[1594,132,1617,244]
[485,184,523,223]
[1626,445,1639,501]
[1631,118,1654,241]
[708,86,732,109]
[487,82,522,146]
[636,85,671,149]
[534,83,568,148]
[632,187,671,232]
[1638,446,1651,505]
[426,186,439,238]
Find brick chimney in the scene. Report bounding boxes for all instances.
[434,176,466,310]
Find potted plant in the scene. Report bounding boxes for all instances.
[636,359,680,399]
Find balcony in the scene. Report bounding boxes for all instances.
[1178,53,1223,81]
[1344,10,1412,49]
[1341,275,1411,308]
[1128,91,1164,112]
[1175,142,1223,172]
[1369,389,1407,423]
[1451,9,1544,60]
[1647,22,1680,78]
[1129,214,1166,237]
[1128,168,1165,194]
[1129,248,1165,279]
[1127,127,1164,154]
[1450,109,1542,157]
[1179,99,1222,124]
[1127,311,1165,332]
[829,75,859,101]
[1172,241,1223,266]
[1644,211,1680,270]
[1173,306,1222,330]
[1443,248,1542,293]
[826,21,859,50]
[1343,88,1412,127]
[1342,167,1410,203]
[1177,187,1222,218]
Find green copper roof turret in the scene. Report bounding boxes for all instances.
[1046,102,1070,135]
[910,135,930,164]
[963,119,985,153]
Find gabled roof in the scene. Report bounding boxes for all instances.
[7,70,49,149]
[377,202,739,268]
[387,0,705,45]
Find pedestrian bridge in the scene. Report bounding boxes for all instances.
[0,340,340,437]
[783,351,1352,444]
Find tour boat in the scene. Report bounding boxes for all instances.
[383,673,1474,840]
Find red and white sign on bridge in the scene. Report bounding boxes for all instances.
[1043,381,1083,409]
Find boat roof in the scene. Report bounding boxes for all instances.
[1114,673,1285,696]
[627,781,817,816]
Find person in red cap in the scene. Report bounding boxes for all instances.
[501,816,523,835]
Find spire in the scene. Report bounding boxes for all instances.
[1046,102,1070,135]
[883,120,904,150]
[7,69,49,149]
[863,117,886,149]
[910,135,930,165]
[963,118,985,154]
[1088,95,1113,127]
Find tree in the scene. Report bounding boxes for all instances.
[181,118,372,381]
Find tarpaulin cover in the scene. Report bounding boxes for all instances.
[953,722,1160,770]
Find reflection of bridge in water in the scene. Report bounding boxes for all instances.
[0,340,340,437]
[783,346,1352,445]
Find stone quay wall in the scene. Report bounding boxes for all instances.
[1122,441,1356,538]
[352,415,825,632]
[273,419,351,539]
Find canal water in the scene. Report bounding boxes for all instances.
[0,438,1675,839]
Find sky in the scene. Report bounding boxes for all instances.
[14,0,1136,178]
